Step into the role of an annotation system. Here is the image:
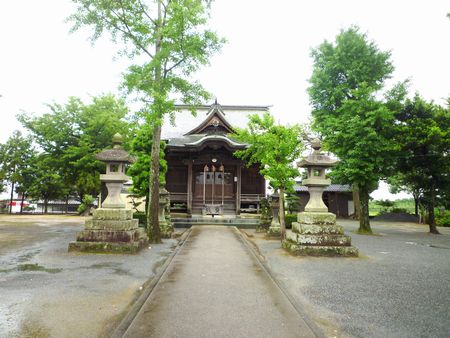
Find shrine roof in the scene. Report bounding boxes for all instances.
[167,133,247,149]
[161,102,270,140]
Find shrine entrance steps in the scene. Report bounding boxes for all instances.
[171,215,260,228]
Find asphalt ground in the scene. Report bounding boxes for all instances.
[247,220,450,338]
[123,225,318,338]
[0,215,177,337]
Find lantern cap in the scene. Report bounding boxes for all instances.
[95,133,135,163]
[297,139,337,168]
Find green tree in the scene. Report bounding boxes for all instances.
[28,155,69,214]
[127,122,167,213]
[18,94,130,202]
[389,94,450,234]
[234,113,304,239]
[0,131,34,213]
[308,26,397,234]
[68,0,224,243]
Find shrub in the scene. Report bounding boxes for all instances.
[285,213,297,229]
[77,195,95,215]
[436,210,450,227]
[391,207,409,214]
[133,212,147,227]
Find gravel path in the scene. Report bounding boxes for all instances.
[248,220,450,338]
[0,215,177,337]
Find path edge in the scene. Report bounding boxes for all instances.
[111,228,192,338]
[237,227,326,338]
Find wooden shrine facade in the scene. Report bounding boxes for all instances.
[164,103,267,215]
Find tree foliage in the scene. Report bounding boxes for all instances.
[389,94,450,233]
[308,26,397,233]
[233,112,304,239]
[0,131,35,213]
[18,94,130,201]
[68,0,224,243]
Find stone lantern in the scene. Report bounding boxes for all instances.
[300,138,337,212]
[267,192,281,237]
[68,133,148,253]
[159,187,173,238]
[282,139,358,256]
[96,133,134,208]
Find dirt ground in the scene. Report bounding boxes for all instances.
[0,214,177,338]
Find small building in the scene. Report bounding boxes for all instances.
[163,102,268,215]
[294,183,354,217]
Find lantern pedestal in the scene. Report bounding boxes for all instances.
[68,208,148,253]
[282,212,358,256]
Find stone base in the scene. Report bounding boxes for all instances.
[266,225,281,238]
[282,211,358,257]
[282,240,358,257]
[68,208,149,254]
[68,238,148,254]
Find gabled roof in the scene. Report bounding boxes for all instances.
[161,102,270,140]
[184,103,234,135]
[163,102,270,150]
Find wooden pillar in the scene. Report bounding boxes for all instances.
[187,161,193,215]
[236,165,242,215]
[335,191,339,217]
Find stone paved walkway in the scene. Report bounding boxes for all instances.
[122,226,317,338]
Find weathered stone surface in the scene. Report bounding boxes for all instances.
[297,212,336,225]
[266,225,281,238]
[286,231,351,246]
[292,222,344,235]
[85,219,138,231]
[92,208,133,221]
[282,241,358,257]
[68,237,148,254]
[76,229,143,243]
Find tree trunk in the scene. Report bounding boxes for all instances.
[44,198,48,214]
[65,195,69,214]
[146,0,163,244]
[427,194,440,234]
[20,193,25,214]
[279,187,286,240]
[413,193,419,217]
[9,182,15,214]
[352,185,360,220]
[358,185,372,233]
[147,122,162,243]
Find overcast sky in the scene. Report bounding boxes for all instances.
[0,0,449,199]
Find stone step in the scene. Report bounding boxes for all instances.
[282,241,359,257]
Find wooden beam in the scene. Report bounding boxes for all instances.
[187,161,193,215]
[236,165,242,215]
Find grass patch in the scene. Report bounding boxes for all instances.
[17,263,62,274]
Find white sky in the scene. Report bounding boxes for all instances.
[0,0,449,200]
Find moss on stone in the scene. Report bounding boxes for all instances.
[17,263,62,273]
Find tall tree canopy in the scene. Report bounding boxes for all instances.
[0,131,35,213]
[308,26,396,234]
[18,94,130,201]
[234,113,304,239]
[68,0,224,243]
[389,94,450,234]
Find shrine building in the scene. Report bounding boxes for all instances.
[162,102,268,216]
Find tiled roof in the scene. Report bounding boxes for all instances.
[294,183,352,192]
[161,103,269,140]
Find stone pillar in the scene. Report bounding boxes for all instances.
[267,193,281,238]
[159,187,173,238]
